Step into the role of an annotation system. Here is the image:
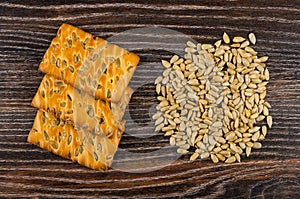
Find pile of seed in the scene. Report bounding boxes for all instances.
[153,32,272,163]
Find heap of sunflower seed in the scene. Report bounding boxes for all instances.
[153,32,272,163]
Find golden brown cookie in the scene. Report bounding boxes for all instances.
[28,110,121,171]
[39,23,139,102]
[32,74,119,142]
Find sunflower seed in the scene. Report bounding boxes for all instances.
[252,131,260,142]
[152,112,162,120]
[223,32,230,44]
[240,40,250,48]
[262,125,267,137]
[225,156,236,163]
[201,44,213,50]
[156,84,161,95]
[211,154,219,163]
[252,142,262,149]
[155,116,164,126]
[246,146,251,157]
[190,152,199,161]
[200,152,210,159]
[155,123,164,132]
[216,153,225,161]
[177,148,189,154]
[215,40,222,48]
[267,116,273,128]
[170,136,176,146]
[233,36,245,43]
[249,126,260,133]
[187,41,196,48]
[248,33,256,45]
[215,48,226,57]
[235,154,241,162]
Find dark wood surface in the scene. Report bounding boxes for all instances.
[0,0,299,198]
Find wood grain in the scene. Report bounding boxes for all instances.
[0,0,299,198]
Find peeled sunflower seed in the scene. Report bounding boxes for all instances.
[248,33,256,45]
[223,32,230,44]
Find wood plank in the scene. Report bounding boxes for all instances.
[0,0,299,198]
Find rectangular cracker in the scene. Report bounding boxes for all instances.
[39,23,139,102]
[32,74,133,144]
[28,110,121,171]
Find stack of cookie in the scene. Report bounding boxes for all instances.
[28,24,139,171]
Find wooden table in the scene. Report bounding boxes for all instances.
[0,1,299,198]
